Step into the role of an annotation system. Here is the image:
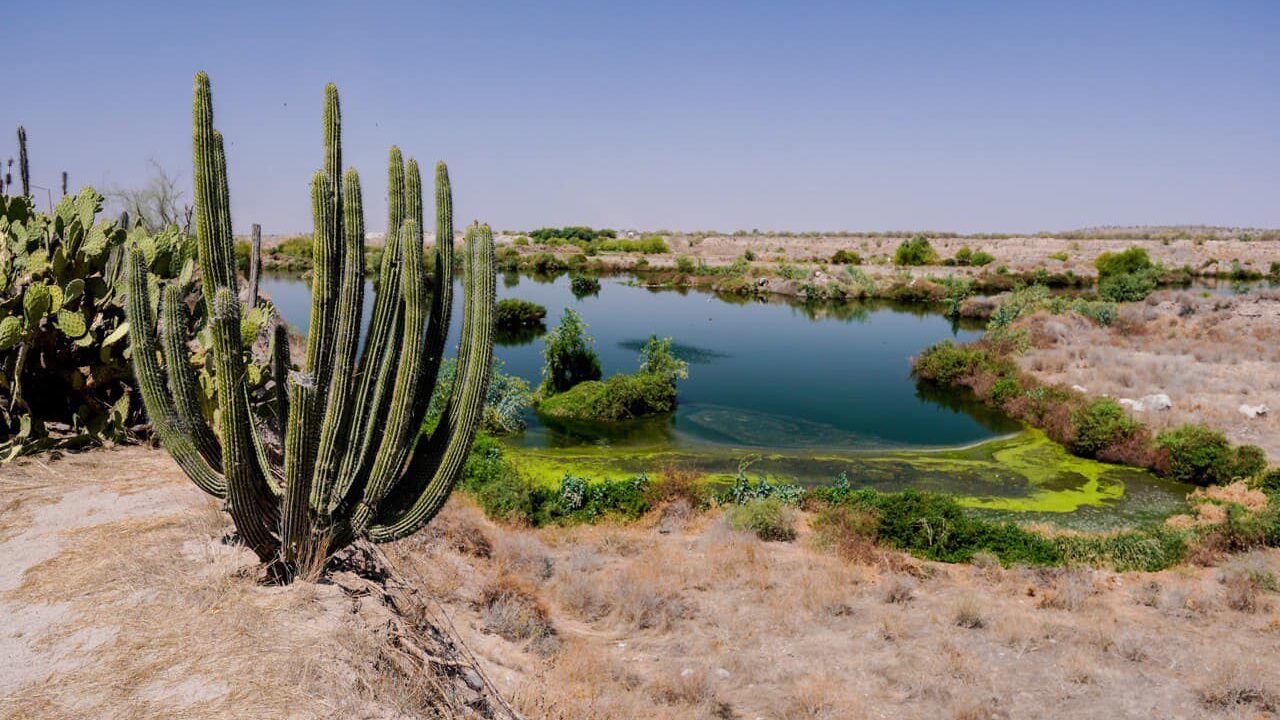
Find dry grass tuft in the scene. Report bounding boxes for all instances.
[479,573,557,652]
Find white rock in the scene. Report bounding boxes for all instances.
[1071,385,1088,394]
[1140,393,1172,412]
[1239,403,1270,419]
[1119,398,1140,410]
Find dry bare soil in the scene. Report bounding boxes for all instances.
[5,448,1280,719]
[1016,290,1280,459]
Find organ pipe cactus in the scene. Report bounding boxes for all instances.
[16,127,29,197]
[126,73,495,571]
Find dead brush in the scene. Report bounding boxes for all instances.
[478,573,557,651]
[809,504,880,565]
[1199,662,1280,713]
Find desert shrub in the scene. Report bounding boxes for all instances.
[1234,445,1268,479]
[569,274,600,298]
[1259,468,1280,496]
[717,470,804,506]
[512,236,529,246]
[674,255,696,273]
[953,247,973,265]
[971,250,995,266]
[540,308,602,394]
[724,497,797,541]
[742,249,756,261]
[913,341,999,384]
[1071,299,1118,326]
[1156,424,1250,486]
[1099,268,1158,301]
[495,298,546,329]
[1056,528,1187,572]
[893,235,937,266]
[461,435,536,523]
[1070,397,1140,457]
[858,491,1061,565]
[987,374,1023,405]
[1095,247,1153,278]
[274,234,313,258]
[1048,251,1069,261]
[479,574,556,647]
[426,358,532,435]
[589,234,669,254]
[529,226,615,244]
[811,505,879,561]
[830,249,862,265]
[525,252,567,273]
[534,472,654,524]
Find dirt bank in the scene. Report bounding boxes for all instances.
[1015,290,1280,459]
[0,447,512,720]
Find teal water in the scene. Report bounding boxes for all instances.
[260,271,1021,452]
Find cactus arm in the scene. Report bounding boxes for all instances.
[191,73,237,309]
[331,148,407,510]
[269,323,290,428]
[281,371,316,562]
[17,126,29,197]
[347,218,427,533]
[303,169,341,419]
[210,288,279,560]
[159,284,221,470]
[310,168,365,514]
[411,161,455,422]
[368,223,495,543]
[124,250,225,498]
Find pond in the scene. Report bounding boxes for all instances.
[261,270,1191,529]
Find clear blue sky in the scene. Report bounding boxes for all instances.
[8,1,1279,234]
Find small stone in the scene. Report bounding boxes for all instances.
[1071,384,1088,394]
[1239,403,1269,419]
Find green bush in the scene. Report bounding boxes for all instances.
[1154,424,1259,486]
[1048,251,1069,262]
[538,334,687,421]
[1070,397,1140,457]
[495,298,546,329]
[274,234,313,258]
[1094,247,1153,278]
[426,358,532,436]
[1098,268,1158,302]
[970,250,995,266]
[461,434,536,522]
[893,235,938,266]
[912,341,997,384]
[570,274,601,298]
[674,255,696,273]
[830,249,862,265]
[540,308,601,394]
[529,226,615,244]
[848,490,1062,565]
[1260,467,1280,496]
[724,498,797,541]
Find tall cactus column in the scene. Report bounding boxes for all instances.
[17,126,29,197]
[126,72,496,576]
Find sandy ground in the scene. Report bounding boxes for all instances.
[0,448,509,720]
[5,447,1279,719]
[1015,290,1280,460]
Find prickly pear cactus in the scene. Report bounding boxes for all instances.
[0,189,228,459]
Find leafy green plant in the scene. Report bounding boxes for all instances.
[1155,424,1241,486]
[830,249,861,265]
[1070,397,1140,457]
[893,235,938,266]
[495,298,546,329]
[126,74,496,574]
[538,335,687,421]
[674,255,696,273]
[540,308,601,394]
[569,274,600,298]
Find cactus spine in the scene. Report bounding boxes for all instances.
[126,73,495,573]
